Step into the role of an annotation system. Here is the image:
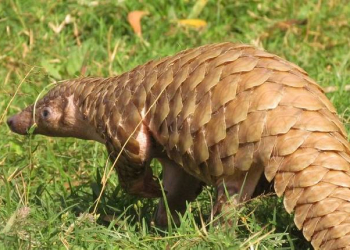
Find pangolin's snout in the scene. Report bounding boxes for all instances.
[7,116,15,131]
[7,111,33,135]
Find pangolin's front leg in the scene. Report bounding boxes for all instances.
[106,142,162,198]
[154,157,204,227]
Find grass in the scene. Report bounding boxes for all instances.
[1,0,349,249]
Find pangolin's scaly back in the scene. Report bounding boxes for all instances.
[49,43,350,249]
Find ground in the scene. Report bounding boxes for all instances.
[1,0,350,249]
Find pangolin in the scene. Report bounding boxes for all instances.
[7,42,350,249]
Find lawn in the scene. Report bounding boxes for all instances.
[1,0,349,249]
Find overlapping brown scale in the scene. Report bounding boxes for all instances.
[182,152,200,175]
[294,203,312,229]
[73,79,89,102]
[171,54,188,74]
[263,106,302,136]
[287,165,328,188]
[237,68,272,93]
[279,148,319,172]
[97,97,108,127]
[178,90,196,126]
[287,61,308,75]
[205,107,227,147]
[298,182,337,205]
[208,144,224,176]
[87,98,98,127]
[229,43,254,50]
[248,82,284,111]
[152,66,174,97]
[158,120,169,145]
[314,211,348,232]
[193,128,210,165]
[234,142,254,171]
[329,187,350,201]
[143,70,158,93]
[78,78,101,104]
[279,87,326,110]
[221,56,259,78]
[321,235,350,250]
[191,92,212,133]
[117,88,131,113]
[238,111,266,143]
[274,172,294,197]
[166,89,183,126]
[222,155,235,176]
[156,56,179,73]
[312,230,328,250]
[177,47,203,68]
[294,110,340,132]
[117,72,131,89]
[116,126,140,155]
[306,83,337,113]
[269,71,307,88]
[168,120,179,150]
[146,56,170,71]
[325,224,350,241]
[122,103,142,135]
[209,49,242,68]
[196,66,225,102]
[322,171,350,187]
[302,132,344,151]
[303,217,320,241]
[275,129,310,156]
[224,88,250,128]
[182,63,206,99]
[337,202,350,213]
[319,108,348,137]
[168,146,183,167]
[211,72,238,113]
[167,64,189,100]
[149,92,170,131]
[340,152,350,164]
[128,65,145,89]
[132,85,147,111]
[332,132,350,153]
[306,198,341,219]
[178,119,193,155]
[304,75,325,91]
[313,152,350,171]
[189,47,223,73]
[265,156,283,182]
[252,49,276,58]
[255,135,277,167]
[283,187,304,213]
[218,125,239,158]
[256,58,292,71]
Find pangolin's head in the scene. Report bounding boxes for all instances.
[7,84,102,142]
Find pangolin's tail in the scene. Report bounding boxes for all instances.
[263,101,350,249]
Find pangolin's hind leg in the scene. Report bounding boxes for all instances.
[154,157,204,227]
[213,163,264,217]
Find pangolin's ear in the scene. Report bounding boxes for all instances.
[61,95,78,126]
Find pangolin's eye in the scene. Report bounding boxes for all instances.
[41,108,50,119]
